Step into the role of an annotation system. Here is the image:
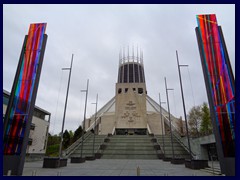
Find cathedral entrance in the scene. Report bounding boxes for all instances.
[115,128,147,135]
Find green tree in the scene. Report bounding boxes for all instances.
[63,130,71,149]
[69,130,74,144]
[200,102,212,135]
[72,125,83,142]
[69,130,74,138]
[47,133,60,146]
[188,105,202,137]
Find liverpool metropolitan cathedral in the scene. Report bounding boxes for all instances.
[84,50,182,136]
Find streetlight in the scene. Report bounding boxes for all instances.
[164,77,175,160]
[91,94,98,158]
[59,54,74,158]
[80,79,89,160]
[158,93,166,155]
[176,50,192,159]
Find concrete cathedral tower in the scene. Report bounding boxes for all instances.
[83,47,183,136]
[115,47,147,135]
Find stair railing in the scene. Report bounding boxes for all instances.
[62,131,92,157]
[97,134,109,155]
[154,134,164,154]
[147,123,152,134]
[172,129,196,158]
[111,126,115,135]
[146,96,196,158]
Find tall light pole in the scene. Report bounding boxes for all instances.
[91,94,98,157]
[164,77,175,159]
[158,93,166,155]
[80,79,89,159]
[176,50,192,159]
[59,54,74,158]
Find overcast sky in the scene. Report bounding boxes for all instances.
[3,4,235,134]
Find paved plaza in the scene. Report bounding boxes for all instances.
[22,159,221,176]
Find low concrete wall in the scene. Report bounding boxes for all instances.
[180,134,215,160]
[25,153,45,162]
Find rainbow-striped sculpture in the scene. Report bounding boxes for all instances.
[196,14,235,158]
[4,23,47,155]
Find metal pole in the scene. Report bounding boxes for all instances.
[164,77,175,159]
[92,94,98,157]
[158,93,166,155]
[80,79,89,158]
[176,50,192,159]
[59,54,74,158]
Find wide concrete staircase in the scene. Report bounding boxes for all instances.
[155,134,190,159]
[101,135,158,159]
[69,134,106,158]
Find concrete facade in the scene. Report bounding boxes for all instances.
[83,53,177,136]
[115,83,147,131]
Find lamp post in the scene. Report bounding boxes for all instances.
[91,94,98,157]
[176,50,192,159]
[59,54,74,158]
[80,79,89,159]
[164,77,175,159]
[158,93,166,155]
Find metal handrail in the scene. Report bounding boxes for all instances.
[172,130,196,158]
[146,95,196,158]
[147,123,152,134]
[111,126,115,135]
[97,134,109,154]
[154,135,164,154]
[62,131,92,157]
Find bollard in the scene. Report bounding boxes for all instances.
[32,170,37,176]
[57,171,62,176]
[7,170,11,176]
[137,166,140,176]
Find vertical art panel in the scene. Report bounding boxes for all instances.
[4,23,47,155]
[196,14,235,157]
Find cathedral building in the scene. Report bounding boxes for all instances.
[84,49,182,135]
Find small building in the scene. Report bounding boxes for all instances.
[3,90,51,161]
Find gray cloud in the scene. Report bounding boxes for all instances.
[3,4,235,134]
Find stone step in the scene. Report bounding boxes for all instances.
[70,150,99,155]
[70,153,97,158]
[109,137,151,140]
[102,154,158,159]
[76,142,103,146]
[110,135,149,137]
[105,146,155,150]
[109,139,152,142]
[161,146,187,151]
[163,152,189,155]
[107,143,153,146]
[73,146,102,150]
[74,148,102,152]
[103,150,157,155]
[200,168,223,175]
[67,134,106,157]
[164,154,191,159]
[101,135,158,159]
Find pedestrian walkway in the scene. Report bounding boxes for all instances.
[22,159,221,176]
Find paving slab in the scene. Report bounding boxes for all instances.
[22,159,221,176]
